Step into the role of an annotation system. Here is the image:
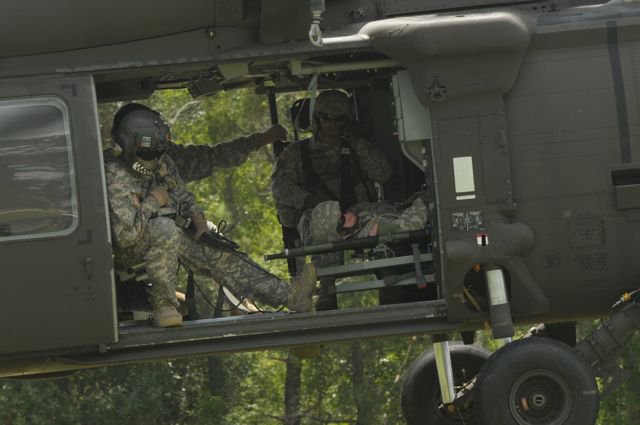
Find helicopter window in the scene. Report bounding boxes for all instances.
[0,97,78,241]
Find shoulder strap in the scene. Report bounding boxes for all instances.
[298,138,313,179]
[298,138,339,202]
[339,141,358,207]
[340,139,375,203]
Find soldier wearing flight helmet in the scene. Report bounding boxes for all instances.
[105,103,316,327]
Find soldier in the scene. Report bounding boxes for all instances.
[106,103,316,327]
[111,102,288,185]
[297,196,431,307]
[271,90,392,310]
[298,196,429,245]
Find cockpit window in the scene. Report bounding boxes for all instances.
[0,97,78,241]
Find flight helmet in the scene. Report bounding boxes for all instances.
[112,103,171,169]
[312,90,352,136]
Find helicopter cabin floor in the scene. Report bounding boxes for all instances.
[71,300,453,366]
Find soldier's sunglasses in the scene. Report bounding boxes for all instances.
[317,112,348,123]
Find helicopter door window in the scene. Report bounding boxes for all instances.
[453,156,476,201]
[0,97,78,241]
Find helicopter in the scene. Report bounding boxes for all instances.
[1,0,640,424]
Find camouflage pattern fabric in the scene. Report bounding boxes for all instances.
[141,217,182,309]
[353,196,428,238]
[271,136,392,227]
[296,208,315,245]
[307,200,342,243]
[299,196,429,245]
[105,158,289,309]
[106,155,201,251]
[167,132,268,183]
[179,238,289,306]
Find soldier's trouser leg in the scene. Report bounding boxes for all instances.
[312,251,343,311]
[178,235,289,307]
[395,197,428,231]
[144,217,182,309]
[378,197,432,305]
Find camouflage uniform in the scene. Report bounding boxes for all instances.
[167,132,270,183]
[298,196,429,245]
[271,90,392,310]
[271,135,393,307]
[299,196,434,306]
[271,136,392,228]
[106,154,290,310]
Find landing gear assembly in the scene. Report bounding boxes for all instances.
[474,338,599,425]
[401,289,640,425]
[401,342,490,425]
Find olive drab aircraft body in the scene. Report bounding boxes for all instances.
[2,1,640,424]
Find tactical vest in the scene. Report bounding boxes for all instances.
[298,137,374,209]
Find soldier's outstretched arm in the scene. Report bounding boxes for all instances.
[167,124,288,183]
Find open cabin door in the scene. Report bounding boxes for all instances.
[0,75,116,355]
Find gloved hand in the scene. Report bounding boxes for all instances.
[259,124,288,146]
[303,193,331,210]
[191,213,208,240]
[149,186,170,206]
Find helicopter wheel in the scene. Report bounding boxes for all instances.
[474,337,599,425]
[401,343,490,425]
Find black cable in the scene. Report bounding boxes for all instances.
[193,279,245,313]
[194,239,291,314]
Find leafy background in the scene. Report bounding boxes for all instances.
[2,89,638,424]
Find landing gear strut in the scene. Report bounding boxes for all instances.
[401,340,490,425]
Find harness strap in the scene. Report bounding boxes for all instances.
[299,138,339,202]
[299,137,375,206]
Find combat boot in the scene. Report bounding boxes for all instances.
[315,278,338,311]
[153,305,183,328]
[287,263,317,312]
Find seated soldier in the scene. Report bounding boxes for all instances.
[271,89,392,311]
[106,104,316,327]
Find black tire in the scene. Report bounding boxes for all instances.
[401,343,491,425]
[474,337,599,425]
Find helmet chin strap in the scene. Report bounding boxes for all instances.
[131,161,153,176]
[131,157,158,176]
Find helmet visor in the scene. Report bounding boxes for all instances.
[137,149,166,160]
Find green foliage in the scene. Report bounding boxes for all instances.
[193,394,225,425]
[0,361,210,425]
[596,334,640,425]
